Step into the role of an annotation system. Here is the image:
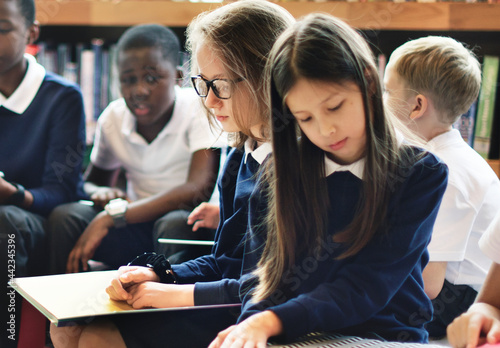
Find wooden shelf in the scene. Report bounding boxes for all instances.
[488,159,500,178]
[35,1,500,31]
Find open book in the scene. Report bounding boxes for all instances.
[9,270,238,327]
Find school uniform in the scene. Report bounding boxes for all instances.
[47,86,221,273]
[479,210,500,264]
[424,129,500,337]
[0,54,86,348]
[113,141,272,348]
[239,147,448,344]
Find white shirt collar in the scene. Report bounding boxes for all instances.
[121,86,185,145]
[0,54,46,114]
[324,155,365,180]
[244,139,272,165]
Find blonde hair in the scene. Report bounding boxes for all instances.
[186,0,295,147]
[389,36,481,124]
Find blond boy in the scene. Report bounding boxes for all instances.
[384,36,500,338]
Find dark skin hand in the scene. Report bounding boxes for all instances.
[66,148,220,272]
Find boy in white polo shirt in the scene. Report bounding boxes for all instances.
[384,36,500,338]
[47,24,221,274]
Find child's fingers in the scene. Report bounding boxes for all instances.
[106,279,130,301]
[192,220,206,231]
[486,320,500,344]
[188,203,210,223]
[465,314,488,348]
[187,209,203,224]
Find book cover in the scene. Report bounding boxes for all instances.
[56,43,70,77]
[80,48,96,145]
[473,55,500,158]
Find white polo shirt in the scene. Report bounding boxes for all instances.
[479,211,500,264]
[426,129,500,290]
[91,86,221,201]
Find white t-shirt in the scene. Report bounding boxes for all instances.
[426,129,500,290]
[479,211,500,264]
[90,86,221,201]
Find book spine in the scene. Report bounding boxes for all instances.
[80,49,96,145]
[91,39,104,121]
[473,55,500,158]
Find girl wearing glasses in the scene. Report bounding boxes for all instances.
[50,1,294,348]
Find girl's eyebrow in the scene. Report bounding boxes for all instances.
[199,72,226,80]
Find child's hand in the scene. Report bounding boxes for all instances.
[90,187,128,208]
[66,211,112,273]
[125,283,195,309]
[106,266,159,301]
[208,310,283,348]
[447,303,500,348]
[187,202,220,231]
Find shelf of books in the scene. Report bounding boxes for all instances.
[34,1,500,31]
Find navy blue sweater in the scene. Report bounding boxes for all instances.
[239,148,448,343]
[0,71,86,216]
[172,147,263,304]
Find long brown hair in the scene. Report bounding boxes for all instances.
[254,13,407,301]
[186,0,295,147]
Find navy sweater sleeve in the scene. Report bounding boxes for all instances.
[239,151,448,343]
[172,149,262,306]
[0,72,86,216]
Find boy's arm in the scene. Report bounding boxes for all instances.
[477,262,500,308]
[422,261,448,299]
[110,148,220,225]
[66,148,220,273]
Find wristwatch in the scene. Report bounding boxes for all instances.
[104,198,128,228]
[6,183,25,207]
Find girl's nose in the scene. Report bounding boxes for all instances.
[319,119,336,137]
[204,88,222,109]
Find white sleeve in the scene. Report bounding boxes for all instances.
[178,88,226,153]
[479,211,500,264]
[90,106,122,170]
[427,182,477,262]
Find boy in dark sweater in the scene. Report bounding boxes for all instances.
[0,0,86,346]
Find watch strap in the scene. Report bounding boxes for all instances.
[112,213,127,229]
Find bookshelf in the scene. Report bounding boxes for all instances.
[33,0,500,174]
[34,1,500,31]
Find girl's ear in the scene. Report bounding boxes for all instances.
[27,21,40,45]
[409,94,428,120]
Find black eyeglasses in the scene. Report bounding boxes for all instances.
[191,75,245,100]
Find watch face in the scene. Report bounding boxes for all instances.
[106,199,128,215]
